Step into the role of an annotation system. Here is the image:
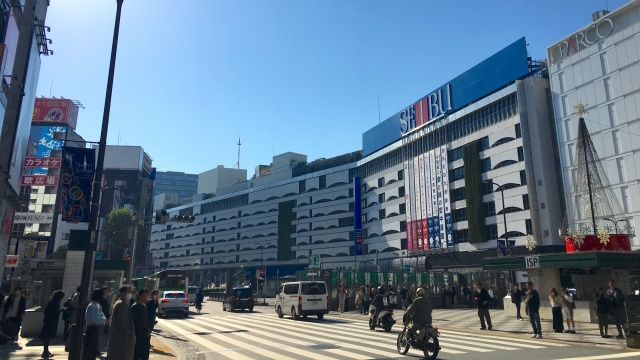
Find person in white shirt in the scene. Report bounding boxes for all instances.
[82,289,106,360]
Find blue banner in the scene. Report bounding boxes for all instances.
[353,176,362,256]
[33,126,66,175]
[59,147,95,223]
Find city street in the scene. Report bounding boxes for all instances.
[153,302,640,360]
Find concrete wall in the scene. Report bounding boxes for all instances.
[198,166,247,195]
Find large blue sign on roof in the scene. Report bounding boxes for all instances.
[362,37,530,156]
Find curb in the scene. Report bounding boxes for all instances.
[151,334,187,360]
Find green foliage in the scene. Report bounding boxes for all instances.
[103,208,134,261]
[463,141,487,244]
[47,245,68,260]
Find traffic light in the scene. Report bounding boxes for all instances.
[155,209,167,224]
[172,215,195,223]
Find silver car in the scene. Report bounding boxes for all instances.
[158,291,189,318]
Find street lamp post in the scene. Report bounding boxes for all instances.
[69,1,125,358]
[258,241,271,304]
[483,180,509,254]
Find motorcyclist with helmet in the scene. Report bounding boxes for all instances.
[371,286,386,325]
[403,287,433,339]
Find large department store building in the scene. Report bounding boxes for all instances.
[150,37,565,289]
[547,2,640,247]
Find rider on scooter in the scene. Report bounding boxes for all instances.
[372,286,386,324]
[403,287,433,339]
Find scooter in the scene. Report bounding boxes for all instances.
[396,314,440,360]
[369,304,396,332]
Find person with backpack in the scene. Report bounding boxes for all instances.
[562,287,576,334]
[606,279,626,339]
[594,286,610,338]
[511,283,524,320]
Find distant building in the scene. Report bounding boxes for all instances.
[153,171,198,201]
[197,166,247,195]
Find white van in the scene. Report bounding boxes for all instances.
[275,281,329,320]
[187,285,198,304]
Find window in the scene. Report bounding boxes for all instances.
[283,284,299,295]
[450,167,464,182]
[379,209,386,220]
[398,186,405,198]
[400,220,406,232]
[397,169,404,181]
[349,188,353,198]
[361,213,368,223]
[525,219,533,235]
[452,207,467,222]
[482,181,494,195]
[520,170,527,185]
[399,203,406,215]
[115,180,126,187]
[451,187,465,202]
[515,123,521,138]
[378,177,385,188]
[299,180,306,193]
[485,201,496,216]
[481,158,491,172]
[302,283,326,295]
[479,137,490,151]
[449,147,463,162]
[517,146,525,162]
[338,217,354,228]
[487,224,498,240]
[378,193,385,204]
[400,238,407,250]
[185,249,190,256]
[349,202,354,212]
[453,229,468,243]
[522,194,530,210]
[319,175,326,189]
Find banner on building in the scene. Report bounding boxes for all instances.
[404,161,412,252]
[20,175,58,186]
[32,98,79,129]
[353,177,363,256]
[413,155,422,252]
[23,157,61,168]
[419,154,429,251]
[59,147,95,223]
[429,150,440,248]
[13,212,54,224]
[440,145,453,247]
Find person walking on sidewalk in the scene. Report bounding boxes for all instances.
[594,286,610,338]
[525,281,542,339]
[96,286,111,356]
[338,287,346,313]
[83,289,106,360]
[107,286,135,360]
[474,282,492,330]
[147,290,159,332]
[549,288,564,333]
[511,283,524,320]
[362,286,371,315]
[39,290,65,359]
[3,287,26,341]
[561,287,576,334]
[606,279,626,339]
[131,289,151,360]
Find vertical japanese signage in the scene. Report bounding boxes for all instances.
[435,149,446,248]
[440,145,453,247]
[404,161,412,252]
[413,154,422,252]
[419,154,429,251]
[353,177,362,256]
[59,147,96,223]
[429,150,440,248]
[424,153,433,250]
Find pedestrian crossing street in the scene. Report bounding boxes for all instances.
[157,311,571,360]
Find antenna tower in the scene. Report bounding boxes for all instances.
[236,137,242,169]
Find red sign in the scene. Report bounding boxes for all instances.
[20,175,58,186]
[23,157,61,168]
[260,269,265,276]
[32,98,79,130]
[2,208,13,238]
[5,255,18,268]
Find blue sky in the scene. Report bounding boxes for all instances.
[37,0,627,175]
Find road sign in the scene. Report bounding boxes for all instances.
[307,272,318,276]
[95,252,103,261]
[525,256,540,269]
[402,264,411,272]
[309,255,321,269]
[260,268,265,276]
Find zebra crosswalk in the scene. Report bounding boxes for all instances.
[157,310,571,360]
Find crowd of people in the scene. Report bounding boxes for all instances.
[37,285,160,359]
[508,279,628,339]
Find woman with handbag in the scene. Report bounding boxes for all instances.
[562,287,576,334]
[40,290,65,359]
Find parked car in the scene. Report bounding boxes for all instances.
[158,291,189,318]
[223,286,254,312]
[275,281,329,320]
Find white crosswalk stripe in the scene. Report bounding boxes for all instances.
[158,310,576,359]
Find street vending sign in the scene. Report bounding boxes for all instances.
[4,255,18,268]
[32,98,79,130]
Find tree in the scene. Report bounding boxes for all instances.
[103,208,134,261]
[47,245,68,260]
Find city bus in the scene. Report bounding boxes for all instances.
[135,270,189,295]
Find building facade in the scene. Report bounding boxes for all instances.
[547,2,640,248]
[153,171,198,201]
[151,38,564,290]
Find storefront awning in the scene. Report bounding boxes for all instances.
[483,251,640,271]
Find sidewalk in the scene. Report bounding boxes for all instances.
[0,333,180,359]
[332,307,630,350]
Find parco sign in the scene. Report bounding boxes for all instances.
[553,18,613,64]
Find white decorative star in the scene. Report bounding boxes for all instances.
[525,235,536,251]
[597,228,610,246]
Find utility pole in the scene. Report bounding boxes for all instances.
[128,213,139,283]
[69,1,124,358]
[0,0,37,281]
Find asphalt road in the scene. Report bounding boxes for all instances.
[154,302,640,360]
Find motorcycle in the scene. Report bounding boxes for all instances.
[396,315,440,359]
[368,304,396,332]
